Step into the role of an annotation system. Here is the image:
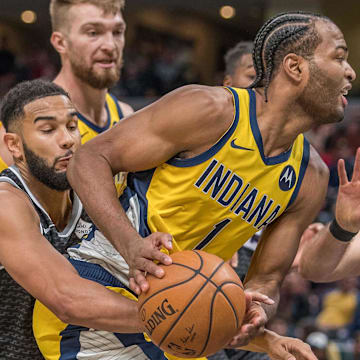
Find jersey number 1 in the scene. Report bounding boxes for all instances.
[194,218,232,250]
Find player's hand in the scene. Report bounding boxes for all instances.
[227,291,274,347]
[227,251,239,268]
[267,335,316,360]
[127,232,173,295]
[336,147,360,232]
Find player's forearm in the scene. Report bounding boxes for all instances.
[299,223,350,282]
[52,277,143,333]
[67,144,139,255]
[244,279,280,320]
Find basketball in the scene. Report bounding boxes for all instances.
[138,250,246,358]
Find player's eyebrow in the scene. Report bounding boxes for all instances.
[33,116,56,123]
[34,111,77,123]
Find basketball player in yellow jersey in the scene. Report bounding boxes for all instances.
[68,12,356,349]
[49,0,133,140]
[0,122,12,171]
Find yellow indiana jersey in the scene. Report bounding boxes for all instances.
[0,122,8,172]
[77,93,123,143]
[77,93,126,195]
[121,88,310,261]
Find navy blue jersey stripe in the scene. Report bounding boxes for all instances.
[109,93,124,119]
[69,259,135,295]
[114,333,168,359]
[59,325,83,360]
[286,136,310,210]
[121,169,156,237]
[166,87,240,167]
[248,89,293,165]
[77,101,111,133]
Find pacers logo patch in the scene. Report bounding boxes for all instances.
[279,165,296,191]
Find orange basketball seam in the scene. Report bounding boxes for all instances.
[158,259,225,354]
[199,280,242,356]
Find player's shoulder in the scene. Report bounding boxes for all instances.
[286,143,328,213]
[164,85,233,121]
[307,144,329,183]
[117,100,134,117]
[0,182,39,223]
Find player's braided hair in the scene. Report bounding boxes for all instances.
[249,11,330,101]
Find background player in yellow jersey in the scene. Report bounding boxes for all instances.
[49,0,133,143]
[49,0,133,194]
[0,121,12,171]
[68,11,355,349]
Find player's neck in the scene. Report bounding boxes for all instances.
[54,70,108,128]
[18,164,73,231]
[254,88,313,157]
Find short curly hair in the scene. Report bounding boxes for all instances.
[1,80,70,132]
[50,0,125,32]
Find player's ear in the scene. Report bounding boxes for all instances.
[4,133,23,161]
[223,75,233,87]
[282,53,306,84]
[50,31,67,54]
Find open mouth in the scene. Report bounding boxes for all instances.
[96,60,115,68]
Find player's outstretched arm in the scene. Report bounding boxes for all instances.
[0,185,143,333]
[300,147,360,282]
[67,85,234,294]
[239,330,317,360]
[229,146,328,346]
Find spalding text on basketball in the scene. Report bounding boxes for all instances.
[144,298,178,335]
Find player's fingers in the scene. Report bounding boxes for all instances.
[227,332,250,347]
[289,342,316,360]
[152,232,173,252]
[269,347,296,360]
[133,270,150,293]
[129,277,142,295]
[308,222,325,232]
[337,158,348,186]
[138,256,166,278]
[351,147,360,182]
[245,291,274,305]
[147,247,172,267]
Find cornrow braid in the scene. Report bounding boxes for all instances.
[248,11,330,101]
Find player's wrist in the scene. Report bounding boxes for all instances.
[329,218,358,242]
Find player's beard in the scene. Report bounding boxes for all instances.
[23,142,71,191]
[298,60,345,125]
[68,45,122,89]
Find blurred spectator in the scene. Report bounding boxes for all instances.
[351,331,360,360]
[316,277,359,338]
[306,331,341,360]
[117,27,199,97]
[0,36,17,98]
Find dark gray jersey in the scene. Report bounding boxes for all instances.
[0,166,83,359]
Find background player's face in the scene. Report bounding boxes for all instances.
[299,20,356,125]
[229,54,256,88]
[65,3,125,89]
[20,95,81,190]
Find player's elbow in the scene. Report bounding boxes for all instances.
[47,286,88,324]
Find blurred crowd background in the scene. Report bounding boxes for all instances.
[1,1,360,359]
